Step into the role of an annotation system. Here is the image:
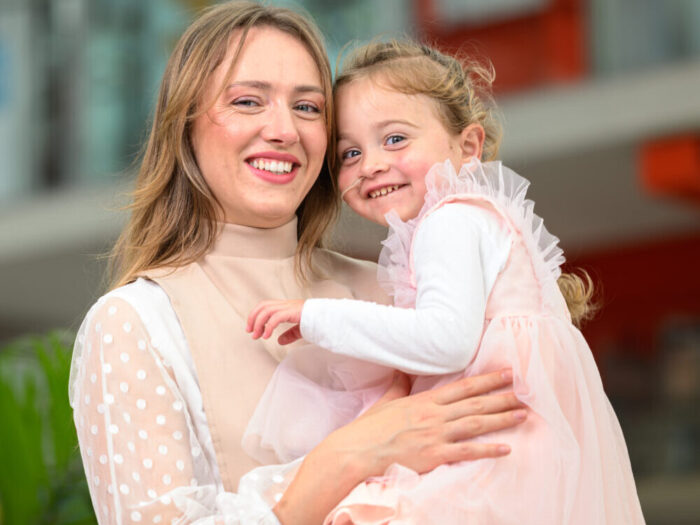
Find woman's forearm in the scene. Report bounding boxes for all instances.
[271,374,413,525]
[273,436,370,525]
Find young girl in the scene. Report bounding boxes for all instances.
[244,40,645,524]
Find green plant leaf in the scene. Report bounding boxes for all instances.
[0,333,96,525]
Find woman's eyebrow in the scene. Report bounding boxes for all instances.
[227,80,324,95]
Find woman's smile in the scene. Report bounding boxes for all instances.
[245,151,301,184]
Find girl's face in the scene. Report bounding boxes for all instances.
[336,76,472,226]
[191,26,327,228]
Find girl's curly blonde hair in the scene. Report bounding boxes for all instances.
[334,39,595,326]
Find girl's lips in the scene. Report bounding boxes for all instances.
[365,183,407,199]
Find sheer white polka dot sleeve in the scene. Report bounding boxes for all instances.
[69,279,282,524]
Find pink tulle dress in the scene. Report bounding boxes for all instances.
[243,159,645,524]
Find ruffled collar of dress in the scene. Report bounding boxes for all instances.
[211,218,298,259]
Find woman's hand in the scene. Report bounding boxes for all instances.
[246,299,305,343]
[333,368,525,474]
[274,368,526,525]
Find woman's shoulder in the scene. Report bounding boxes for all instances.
[314,248,378,273]
[80,278,183,347]
[313,248,390,304]
[70,279,186,406]
[88,278,173,319]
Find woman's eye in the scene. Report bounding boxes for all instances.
[232,98,259,108]
[295,103,320,113]
[386,135,405,146]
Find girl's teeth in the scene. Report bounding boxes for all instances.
[369,185,400,199]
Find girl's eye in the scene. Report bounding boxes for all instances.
[341,149,361,161]
[386,135,405,146]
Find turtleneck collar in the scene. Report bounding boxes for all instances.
[209,218,298,259]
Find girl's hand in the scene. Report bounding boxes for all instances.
[274,368,526,525]
[246,299,305,344]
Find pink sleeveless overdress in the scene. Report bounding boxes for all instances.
[245,159,645,524]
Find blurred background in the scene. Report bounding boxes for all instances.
[0,0,698,523]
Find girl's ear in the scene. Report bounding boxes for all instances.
[459,123,485,162]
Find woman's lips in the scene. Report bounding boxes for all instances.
[246,152,300,184]
[247,162,298,184]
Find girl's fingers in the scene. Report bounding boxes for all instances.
[444,409,527,443]
[431,369,513,405]
[263,311,288,338]
[444,392,524,422]
[246,304,265,332]
[253,306,279,338]
[278,325,302,345]
[248,301,285,332]
[248,300,303,338]
[248,301,275,333]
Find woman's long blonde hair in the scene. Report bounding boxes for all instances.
[334,40,595,325]
[109,1,337,289]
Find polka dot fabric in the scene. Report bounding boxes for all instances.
[70,289,281,524]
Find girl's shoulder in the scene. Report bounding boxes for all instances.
[420,160,563,269]
[420,159,530,230]
[378,159,565,305]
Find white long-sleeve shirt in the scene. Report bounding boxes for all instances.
[70,280,285,524]
[301,203,512,375]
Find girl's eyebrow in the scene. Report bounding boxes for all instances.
[377,118,420,129]
[226,80,324,95]
[337,118,419,141]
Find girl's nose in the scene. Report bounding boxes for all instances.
[360,150,389,178]
[261,104,300,146]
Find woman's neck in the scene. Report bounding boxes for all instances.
[210,218,298,259]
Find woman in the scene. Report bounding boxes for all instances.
[69,2,526,524]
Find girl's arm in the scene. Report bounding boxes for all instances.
[251,204,510,375]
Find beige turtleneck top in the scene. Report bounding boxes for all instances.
[69,219,389,524]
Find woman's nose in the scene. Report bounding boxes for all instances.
[261,104,300,146]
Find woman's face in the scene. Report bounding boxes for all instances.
[191,26,327,228]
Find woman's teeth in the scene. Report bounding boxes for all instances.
[369,185,400,199]
[250,159,294,174]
